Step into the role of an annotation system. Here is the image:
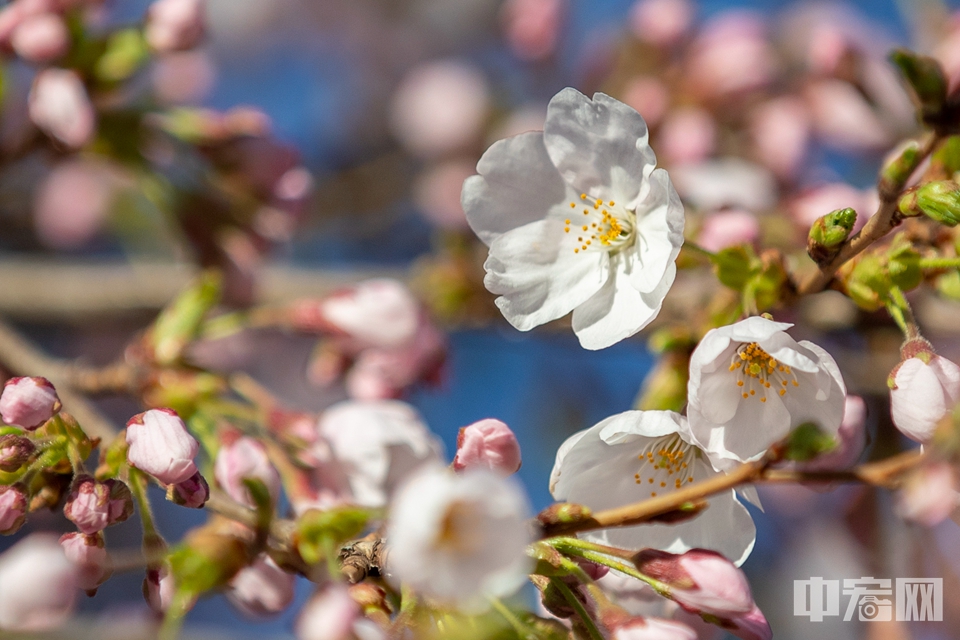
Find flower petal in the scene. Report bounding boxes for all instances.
[630,168,685,294]
[543,89,656,203]
[462,132,570,245]
[597,410,685,443]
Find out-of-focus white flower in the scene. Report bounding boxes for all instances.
[29,68,95,148]
[386,466,533,610]
[890,345,960,443]
[215,436,281,507]
[389,60,489,159]
[453,418,522,475]
[59,532,111,593]
[296,583,385,640]
[550,410,756,564]
[0,376,60,430]
[145,0,205,53]
[670,158,776,212]
[804,80,892,151]
[462,88,684,350]
[126,408,199,485]
[11,12,68,62]
[629,0,693,48]
[696,209,759,253]
[313,279,421,349]
[0,534,78,631]
[501,0,565,61]
[658,107,716,166]
[686,317,846,465]
[316,400,444,508]
[226,555,295,618]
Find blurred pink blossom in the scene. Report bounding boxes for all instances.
[143,564,177,613]
[621,76,669,128]
[696,209,759,252]
[29,67,95,148]
[312,279,421,348]
[805,80,891,151]
[145,0,205,53]
[226,555,295,618]
[413,160,475,230]
[629,0,693,47]
[452,418,522,475]
[296,583,380,640]
[896,462,960,527]
[59,532,111,593]
[501,0,565,61]
[11,12,67,62]
[671,158,777,212]
[799,395,866,472]
[0,484,26,534]
[935,17,960,95]
[658,107,716,166]
[215,435,282,508]
[728,604,772,640]
[749,97,810,180]
[151,49,216,104]
[613,617,697,640]
[687,12,776,98]
[34,159,116,249]
[789,183,877,231]
[0,534,77,631]
[389,60,489,159]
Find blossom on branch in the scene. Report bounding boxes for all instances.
[686,316,846,465]
[550,410,756,565]
[126,408,200,485]
[889,341,960,443]
[462,88,685,350]
[0,376,60,430]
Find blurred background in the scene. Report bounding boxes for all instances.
[3,0,960,638]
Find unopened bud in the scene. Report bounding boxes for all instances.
[125,408,199,485]
[842,254,888,312]
[807,208,856,264]
[880,141,921,195]
[0,377,61,430]
[899,180,960,226]
[63,475,133,534]
[634,548,754,618]
[889,341,960,443]
[0,434,35,472]
[166,470,209,508]
[59,532,111,594]
[0,484,27,534]
[225,555,295,618]
[453,418,522,475]
[889,49,948,122]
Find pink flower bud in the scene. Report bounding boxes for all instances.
[635,549,754,617]
[0,376,60,430]
[453,418,522,475]
[696,209,759,253]
[614,616,698,640]
[890,347,960,443]
[727,604,772,640]
[296,583,369,640]
[0,434,35,471]
[0,484,27,534]
[29,68,95,148]
[0,534,77,631]
[125,408,199,485]
[63,475,133,534]
[11,12,68,62]
[501,0,565,62]
[214,436,281,508]
[143,564,177,613]
[59,532,111,593]
[166,470,209,508]
[629,0,694,47]
[145,0,205,53]
[225,555,295,618]
[895,462,959,527]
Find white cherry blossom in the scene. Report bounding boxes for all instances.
[686,317,846,466]
[462,88,684,350]
[550,410,756,565]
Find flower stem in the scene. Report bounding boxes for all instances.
[887,286,921,341]
[545,536,634,561]
[920,257,960,270]
[489,597,536,639]
[682,241,716,259]
[129,468,159,541]
[550,578,605,640]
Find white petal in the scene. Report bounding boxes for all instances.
[597,410,685,443]
[721,393,792,458]
[696,370,742,425]
[891,358,955,442]
[719,316,793,343]
[462,132,570,245]
[630,169,685,294]
[550,428,589,497]
[542,89,656,202]
[757,332,819,373]
[485,219,608,331]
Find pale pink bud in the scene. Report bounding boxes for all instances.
[501,0,565,62]
[166,470,209,508]
[453,418,522,475]
[658,107,716,166]
[0,376,60,430]
[614,617,698,640]
[125,408,199,484]
[28,68,95,148]
[59,532,111,593]
[629,0,693,47]
[621,76,669,128]
[11,12,68,62]
[890,351,960,443]
[214,436,281,507]
[389,60,489,159]
[296,583,365,640]
[696,209,759,253]
[318,279,420,348]
[635,549,754,617]
[727,604,772,640]
[0,484,27,534]
[63,475,133,534]
[0,434,35,471]
[143,564,177,613]
[799,395,866,471]
[145,0,205,53]
[226,555,295,618]
[895,462,960,527]
[0,534,77,631]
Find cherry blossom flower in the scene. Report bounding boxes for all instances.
[296,583,385,640]
[11,12,68,62]
[0,534,78,631]
[385,466,533,610]
[635,548,754,617]
[452,418,522,475]
[550,410,756,564]
[696,209,759,253]
[28,68,95,148]
[0,484,26,534]
[215,435,281,507]
[462,88,685,349]
[59,532,111,593]
[126,408,199,485]
[63,475,133,534]
[895,462,960,527]
[0,376,60,430]
[686,317,846,465]
[889,346,960,443]
[614,616,698,640]
[226,555,295,618]
[316,400,444,508]
[629,0,693,47]
[145,0,205,53]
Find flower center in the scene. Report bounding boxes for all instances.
[728,342,800,403]
[434,500,484,554]
[564,193,635,254]
[633,434,696,497]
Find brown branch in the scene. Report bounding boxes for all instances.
[795,133,943,297]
